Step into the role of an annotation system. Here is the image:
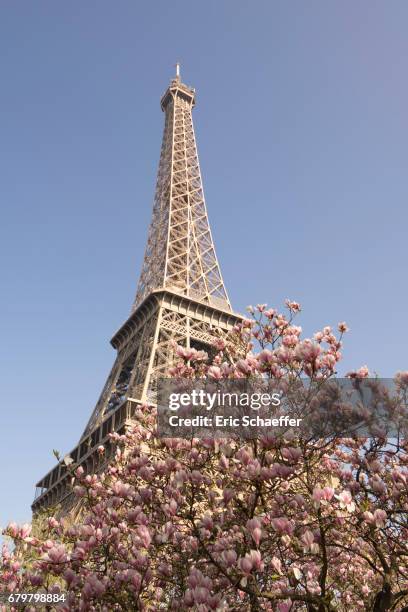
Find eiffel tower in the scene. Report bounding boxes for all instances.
[32,65,243,513]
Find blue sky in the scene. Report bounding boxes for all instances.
[1,1,407,526]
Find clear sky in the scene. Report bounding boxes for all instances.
[1,1,407,526]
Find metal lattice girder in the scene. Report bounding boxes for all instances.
[133,72,231,312]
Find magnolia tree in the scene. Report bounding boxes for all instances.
[1,302,408,611]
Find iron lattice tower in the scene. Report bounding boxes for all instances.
[33,67,243,513]
[134,65,231,311]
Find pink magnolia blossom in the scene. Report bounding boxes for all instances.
[346,365,369,379]
[312,486,335,506]
[264,308,276,319]
[1,300,406,611]
[373,508,387,528]
[336,490,355,512]
[256,304,267,312]
[271,517,295,535]
[207,365,222,379]
[285,299,301,312]
[137,525,151,548]
[395,370,408,389]
[271,556,282,574]
[338,321,349,333]
[44,545,67,564]
[6,522,18,538]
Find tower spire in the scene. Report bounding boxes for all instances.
[133,71,231,312]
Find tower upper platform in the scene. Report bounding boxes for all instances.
[160,64,196,110]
